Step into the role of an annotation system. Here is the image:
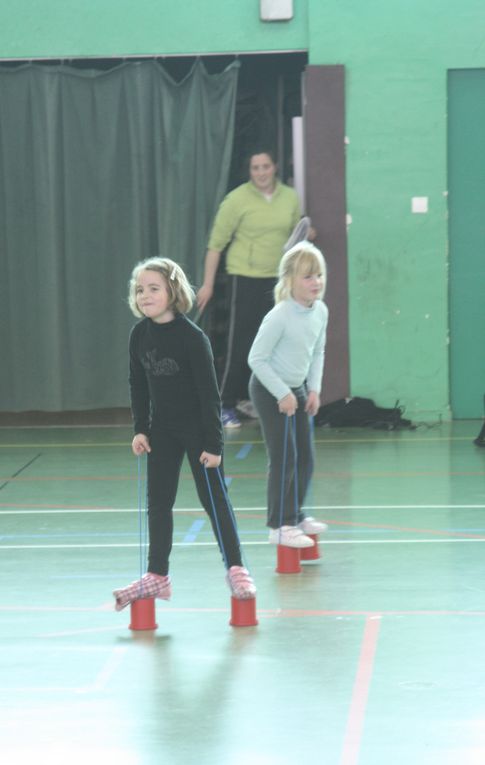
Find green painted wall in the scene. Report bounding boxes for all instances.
[306,0,485,419]
[2,0,307,58]
[2,0,485,419]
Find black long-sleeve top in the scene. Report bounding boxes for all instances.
[129,314,223,455]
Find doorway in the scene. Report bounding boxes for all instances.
[448,69,485,418]
[204,54,350,405]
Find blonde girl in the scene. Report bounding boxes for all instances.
[248,242,329,549]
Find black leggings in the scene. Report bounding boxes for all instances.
[146,426,243,575]
[220,275,276,408]
[249,376,314,529]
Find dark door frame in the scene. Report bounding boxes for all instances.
[304,65,349,403]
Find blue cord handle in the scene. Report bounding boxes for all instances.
[137,455,144,581]
[291,415,299,525]
[202,464,228,569]
[215,466,251,570]
[203,463,252,572]
[278,415,290,529]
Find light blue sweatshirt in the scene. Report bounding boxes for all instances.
[248,298,329,402]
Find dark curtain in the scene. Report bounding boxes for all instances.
[0,59,238,411]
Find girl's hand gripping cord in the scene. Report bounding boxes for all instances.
[132,433,151,456]
[278,392,298,417]
[199,451,221,468]
[305,390,320,417]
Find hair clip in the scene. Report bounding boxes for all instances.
[170,267,176,281]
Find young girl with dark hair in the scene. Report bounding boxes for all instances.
[113,257,256,611]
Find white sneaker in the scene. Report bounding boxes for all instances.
[268,525,315,548]
[298,517,328,535]
[236,399,258,419]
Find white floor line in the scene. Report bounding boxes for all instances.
[1,503,484,515]
[0,644,128,694]
[84,645,128,693]
[2,538,485,551]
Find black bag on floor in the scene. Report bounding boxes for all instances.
[474,394,485,446]
[475,423,485,446]
[315,397,415,431]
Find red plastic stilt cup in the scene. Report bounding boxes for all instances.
[129,598,158,631]
[300,534,320,561]
[276,544,301,574]
[230,596,258,627]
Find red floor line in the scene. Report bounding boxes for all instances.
[0,502,213,510]
[339,615,382,765]
[0,502,117,510]
[2,503,484,540]
[263,608,485,617]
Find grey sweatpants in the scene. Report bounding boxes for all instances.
[249,374,314,529]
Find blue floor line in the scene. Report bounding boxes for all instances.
[235,443,253,459]
[5,527,485,544]
[182,519,206,543]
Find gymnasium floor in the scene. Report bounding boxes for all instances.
[1,418,484,765]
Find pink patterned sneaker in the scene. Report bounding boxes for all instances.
[226,566,257,600]
[113,573,171,611]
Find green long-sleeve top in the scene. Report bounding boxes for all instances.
[208,180,300,278]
